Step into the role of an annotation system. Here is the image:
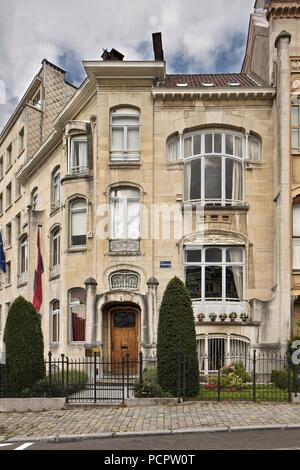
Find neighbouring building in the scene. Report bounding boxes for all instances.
[0,0,299,373]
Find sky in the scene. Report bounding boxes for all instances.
[0,0,255,131]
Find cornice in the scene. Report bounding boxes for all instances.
[267,2,300,20]
[152,87,276,100]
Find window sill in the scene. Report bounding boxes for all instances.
[6,244,12,250]
[50,206,60,217]
[108,251,142,257]
[17,148,25,159]
[49,274,60,281]
[5,204,12,212]
[17,281,28,288]
[245,161,262,170]
[109,161,141,169]
[69,342,86,346]
[15,194,22,203]
[5,164,12,174]
[5,283,11,288]
[67,247,87,253]
[182,202,249,211]
[50,343,60,348]
[61,173,92,183]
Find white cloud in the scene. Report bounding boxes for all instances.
[0,0,254,130]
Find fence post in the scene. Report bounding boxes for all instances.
[61,354,65,395]
[126,354,130,399]
[48,351,52,397]
[66,357,69,403]
[252,349,257,402]
[93,352,97,403]
[139,351,143,391]
[122,356,125,405]
[217,356,221,402]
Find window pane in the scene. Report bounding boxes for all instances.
[292,129,299,149]
[127,127,139,151]
[112,115,139,126]
[72,141,87,167]
[186,249,201,262]
[205,134,212,153]
[71,205,86,245]
[226,247,243,262]
[193,135,201,155]
[190,159,201,200]
[293,238,300,270]
[52,313,59,343]
[205,266,222,298]
[235,136,243,158]
[71,306,85,341]
[226,266,243,299]
[208,338,225,370]
[167,139,179,161]
[292,107,299,126]
[214,134,222,153]
[111,128,124,150]
[225,134,233,155]
[204,156,221,199]
[225,159,242,201]
[205,248,222,262]
[248,138,260,160]
[70,288,86,304]
[186,266,201,299]
[293,205,300,236]
[184,137,192,157]
[127,200,140,239]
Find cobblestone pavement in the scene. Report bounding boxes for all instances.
[1,402,300,440]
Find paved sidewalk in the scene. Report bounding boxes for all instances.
[1,402,300,441]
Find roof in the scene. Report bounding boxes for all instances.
[158,73,265,88]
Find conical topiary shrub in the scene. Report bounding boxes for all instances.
[3,296,45,394]
[157,276,199,397]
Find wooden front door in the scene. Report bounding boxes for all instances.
[111,306,139,374]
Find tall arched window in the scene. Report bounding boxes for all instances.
[52,167,61,209]
[69,288,86,342]
[110,107,140,161]
[109,187,140,253]
[31,187,39,210]
[50,299,60,344]
[182,130,258,206]
[18,234,28,286]
[69,199,87,247]
[50,226,61,278]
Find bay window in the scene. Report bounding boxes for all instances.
[50,227,60,278]
[109,187,140,252]
[51,300,60,344]
[19,235,28,274]
[70,199,87,247]
[52,168,61,209]
[185,246,244,301]
[110,107,140,161]
[69,136,88,175]
[69,288,86,342]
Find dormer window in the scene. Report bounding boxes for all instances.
[110,107,140,162]
[228,82,241,87]
[202,82,214,87]
[69,136,88,175]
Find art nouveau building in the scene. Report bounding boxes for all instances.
[0,0,299,372]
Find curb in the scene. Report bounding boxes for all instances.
[5,423,300,443]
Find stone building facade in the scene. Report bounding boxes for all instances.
[0,0,299,372]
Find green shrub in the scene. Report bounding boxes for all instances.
[157,277,199,397]
[271,370,288,390]
[206,372,245,390]
[3,296,45,395]
[135,368,173,398]
[222,362,251,383]
[38,370,88,397]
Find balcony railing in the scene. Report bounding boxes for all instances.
[69,165,89,176]
[192,299,250,322]
[109,239,140,254]
[50,264,60,279]
[17,271,28,286]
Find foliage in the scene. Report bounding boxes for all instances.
[271,370,288,390]
[3,296,45,394]
[222,361,251,383]
[38,370,89,397]
[135,368,173,398]
[157,277,199,397]
[205,372,245,390]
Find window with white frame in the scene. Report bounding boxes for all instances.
[184,246,244,301]
[110,271,139,290]
[69,136,88,175]
[167,136,181,162]
[19,235,28,275]
[69,288,86,342]
[31,188,38,210]
[293,202,300,270]
[6,182,12,208]
[110,107,140,161]
[51,300,60,344]
[110,188,140,240]
[52,168,61,208]
[292,94,300,151]
[198,335,250,372]
[50,227,60,267]
[69,199,87,247]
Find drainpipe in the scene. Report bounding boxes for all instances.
[84,277,98,348]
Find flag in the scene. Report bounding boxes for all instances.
[0,231,6,273]
[33,227,44,312]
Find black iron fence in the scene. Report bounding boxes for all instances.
[0,351,299,403]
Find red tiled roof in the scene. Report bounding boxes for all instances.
[159,73,265,88]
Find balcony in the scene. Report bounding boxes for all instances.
[109,239,140,255]
[69,165,89,176]
[50,264,60,279]
[192,299,251,323]
[17,271,28,287]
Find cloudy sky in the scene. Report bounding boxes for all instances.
[0,0,255,131]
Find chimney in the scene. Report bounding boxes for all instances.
[152,32,164,61]
[101,48,124,61]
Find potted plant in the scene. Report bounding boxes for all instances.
[229,312,237,322]
[219,313,227,322]
[209,312,217,322]
[240,312,249,322]
[197,312,205,322]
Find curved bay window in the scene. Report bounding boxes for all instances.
[185,246,244,301]
[183,130,248,206]
[69,288,86,342]
[69,199,87,247]
[69,136,88,175]
[110,271,139,290]
[198,335,250,373]
[51,300,60,344]
[110,107,140,162]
